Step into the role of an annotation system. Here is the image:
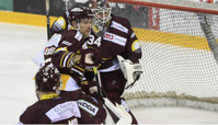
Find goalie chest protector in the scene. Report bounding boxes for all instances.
[88,14,140,70]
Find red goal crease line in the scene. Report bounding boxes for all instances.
[108,0,218,15]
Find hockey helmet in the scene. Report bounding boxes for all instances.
[35,66,61,92]
[68,7,93,24]
[90,0,112,30]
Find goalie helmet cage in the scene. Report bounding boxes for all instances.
[108,0,218,111]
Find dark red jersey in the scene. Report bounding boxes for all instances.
[49,30,89,85]
[19,90,106,124]
[88,14,142,72]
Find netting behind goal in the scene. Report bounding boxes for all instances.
[108,0,218,111]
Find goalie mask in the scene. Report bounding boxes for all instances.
[35,66,61,93]
[90,0,112,35]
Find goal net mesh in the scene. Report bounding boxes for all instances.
[107,0,218,111]
[55,0,218,111]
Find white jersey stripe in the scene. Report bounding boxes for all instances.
[63,52,71,67]
[70,67,83,76]
[111,21,129,33]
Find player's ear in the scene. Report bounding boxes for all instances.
[72,20,78,28]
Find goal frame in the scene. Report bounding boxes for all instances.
[108,0,218,14]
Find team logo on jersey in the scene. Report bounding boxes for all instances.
[44,47,56,55]
[131,40,141,52]
[104,33,114,40]
[78,99,99,116]
[62,40,72,46]
[56,17,67,30]
[75,31,82,41]
[103,32,127,46]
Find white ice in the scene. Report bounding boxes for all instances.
[0,22,218,124]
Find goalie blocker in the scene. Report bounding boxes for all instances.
[117,55,143,89]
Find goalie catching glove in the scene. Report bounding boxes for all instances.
[117,55,143,89]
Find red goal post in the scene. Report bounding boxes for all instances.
[109,0,218,14]
[107,0,218,111]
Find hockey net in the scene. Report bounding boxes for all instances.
[107,0,218,111]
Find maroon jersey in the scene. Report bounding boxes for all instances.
[50,30,88,84]
[88,14,142,71]
[86,15,141,124]
[19,90,106,124]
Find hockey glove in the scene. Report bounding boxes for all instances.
[76,47,102,67]
[81,80,103,101]
[117,55,143,89]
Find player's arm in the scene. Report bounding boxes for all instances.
[124,26,142,63]
[51,30,85,69]
[118,23,143,89]
[50,7,72,35]
[50,16,68,36]
[50,7,79,35]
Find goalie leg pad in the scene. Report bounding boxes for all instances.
[103,98,132,125]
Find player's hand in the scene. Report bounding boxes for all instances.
[81,80,104,102]
[76,47,102,67]
[81,80,98,95]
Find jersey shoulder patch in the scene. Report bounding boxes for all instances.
[74,31,83,41]
[55,17,67,30]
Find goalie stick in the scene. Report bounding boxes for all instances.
[93,67,132,124]
[45,0,50,40]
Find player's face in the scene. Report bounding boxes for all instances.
[96,11,109,21]
[79,18,93,38]
[92,7,111,32]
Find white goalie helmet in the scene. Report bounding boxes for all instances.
[89,0,112,31]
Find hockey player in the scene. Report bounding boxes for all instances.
[33,6,98,89]
[18,66,106,124]
[50,5,91,36]
[86,0,143,124]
